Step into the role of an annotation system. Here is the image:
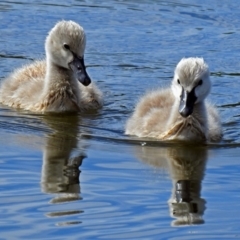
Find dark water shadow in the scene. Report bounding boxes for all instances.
[80,131,240,149]
[131,144,207,226]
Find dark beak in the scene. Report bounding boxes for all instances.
[69,55,91,86]
[179,87,197,118]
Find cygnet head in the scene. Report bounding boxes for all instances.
[171,57,211,118]
[45,20,91,86]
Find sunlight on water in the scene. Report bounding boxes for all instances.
[0,0,240,239]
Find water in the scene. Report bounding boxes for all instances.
[0,0,240,239]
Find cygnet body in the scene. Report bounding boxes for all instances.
[0,20,102,113]
[125,57,222,142]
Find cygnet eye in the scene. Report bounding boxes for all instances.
[63,43,70,50]
[198,79,203,86]
[177,79,180,84]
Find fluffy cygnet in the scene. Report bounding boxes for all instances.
[0,20,102,113]
[125,57,222,142]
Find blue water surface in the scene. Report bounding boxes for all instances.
[0,0,240,239]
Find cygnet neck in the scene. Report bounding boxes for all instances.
[46,58,70,84]
[169,99,207,127]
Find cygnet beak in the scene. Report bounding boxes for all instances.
[179,87,197,118]
[69,55,91,86]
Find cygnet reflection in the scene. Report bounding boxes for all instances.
[167,145,207,226]
[134,143,207,226]
[41,114,88,205]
